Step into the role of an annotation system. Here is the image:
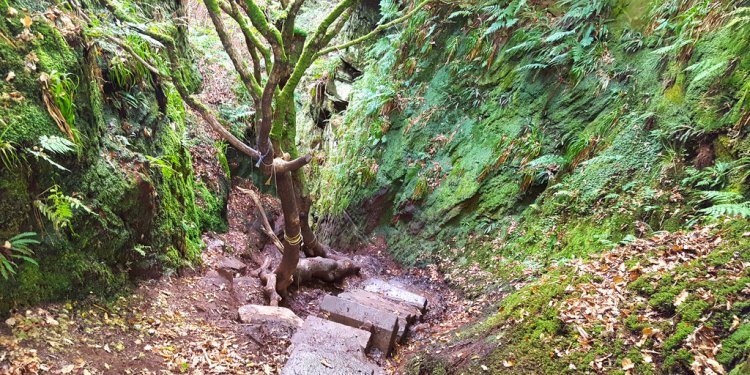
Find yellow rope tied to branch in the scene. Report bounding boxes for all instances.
[284,231,303,246]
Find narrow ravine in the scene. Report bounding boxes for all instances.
[1,176,483,374]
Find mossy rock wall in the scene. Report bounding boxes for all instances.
[318,0,750,266]
[315,0,750,372]
[0,0,221,314]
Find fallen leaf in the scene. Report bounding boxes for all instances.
[502,360,514,367]
[5,71,15,82]
[61,364,75,374]
[622,358,634,370]
[731,315,740,331]
[674,290,689,306]
[22,15,32,28]
[642,353,653,364]
[24,52,39,72]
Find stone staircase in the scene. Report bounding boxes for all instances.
[280,279,428,375]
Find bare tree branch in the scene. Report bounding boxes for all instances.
[273,154,313,173]
[237,187,284,254]
[278,0,359,103]
[105,35,166,77]
[204,0,263,103]
[316,0,432,58]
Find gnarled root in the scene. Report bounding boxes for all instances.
[257,258,281,307]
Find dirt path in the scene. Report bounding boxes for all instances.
[1,173,486,374]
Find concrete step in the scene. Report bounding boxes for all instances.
[338,289,421,343]
[320,294,399,355]
[281,316,382,375]
[363,279,428,313]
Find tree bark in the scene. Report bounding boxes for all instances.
[296,257,359,283]
[271,160,302,295]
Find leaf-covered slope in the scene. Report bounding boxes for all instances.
[316,0,750,372]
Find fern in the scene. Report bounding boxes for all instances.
[699,190,744,205]
[545,30,576,43]
[27,135,75,171]
[504,39,538,56]
[699,203,750,219]
[39,135,76,154]
[447,10,472,20]
[0,121,20,169]
[516,62,548,72]
[34,185,96,232]
[685,60,725,85]
[1,232,39,280]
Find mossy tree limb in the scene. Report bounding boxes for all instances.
[102,0,427,299]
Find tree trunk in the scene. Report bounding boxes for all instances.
[270,146,302,296]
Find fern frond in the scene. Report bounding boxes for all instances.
[2,232,39,280]
[699,190,743,204]
[516,63,548,72]
[28,149,70,171]
[699,203,750,219]
[545,30,576,43]
[39,135,76,154]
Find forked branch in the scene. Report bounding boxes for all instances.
[316,0,432,57]
[237,187,284,254]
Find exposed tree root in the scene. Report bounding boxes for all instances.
[296,256,360,283]
[241,187,359,305]
[257,258,281,307]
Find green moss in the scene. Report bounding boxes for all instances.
[663,78,685,104]
[196,182,227,232]
[629,276,656,295]
[0,0,219,315]
[0,101,58,144]
[405,354,449,375]
[719,324,750,369]
[649,291,677,315]
[664,323,695,351]
[677,298,710,323]
[663,348,693,373]
[0,167,31,237]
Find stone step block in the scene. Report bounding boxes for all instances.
[319,294,399,355]
[363,279,428,313]
[338,289,421,343]
[282,316,382,375]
